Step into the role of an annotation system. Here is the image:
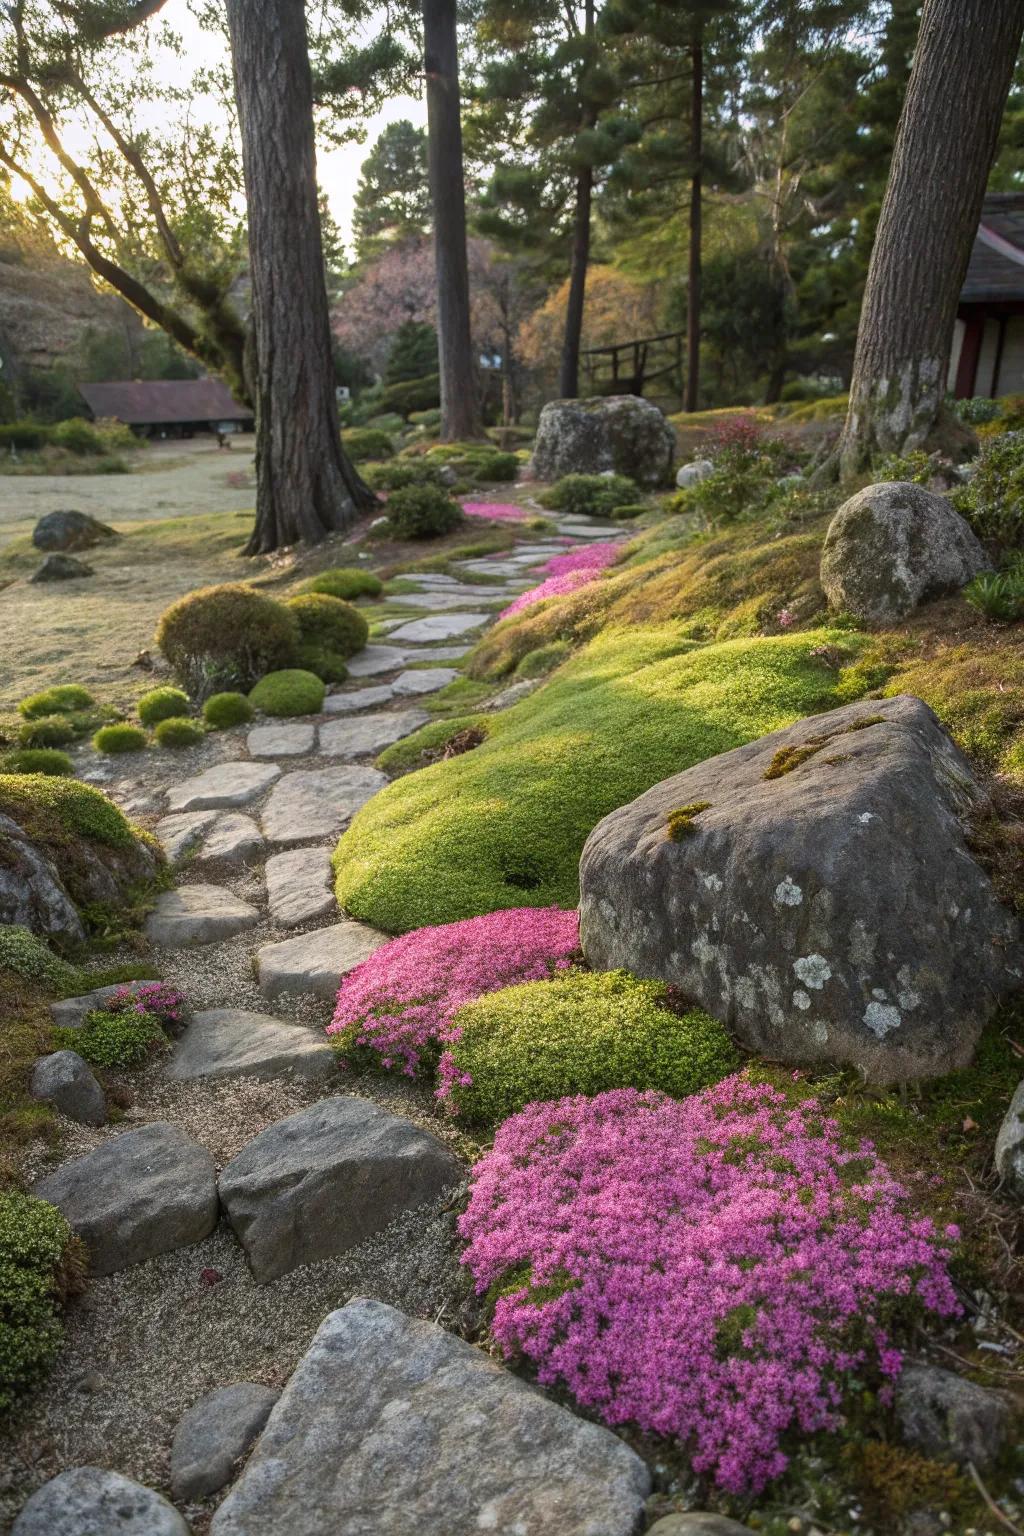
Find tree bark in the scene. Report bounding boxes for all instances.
[558,0,597,401]
[836,0,1024,477]
[224,0,375,554]
[683,18,703,414]
[423,0,484,440]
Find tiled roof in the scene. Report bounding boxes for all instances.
[79,377,251,424]
[961,193,1024,303]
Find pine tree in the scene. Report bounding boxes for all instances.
[352,120,430,262]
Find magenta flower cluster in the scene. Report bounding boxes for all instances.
[462,501,528,523]
[105,982,185,1027]
[540,542,621,578]
[499,568,602,620]
[327,907,580,1078]
[460,1076,960,1494]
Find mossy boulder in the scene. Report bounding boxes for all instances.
[531,395,675,488]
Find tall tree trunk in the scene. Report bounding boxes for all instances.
[558,0,596,400]
[684,18,703,414]
[836,0,1024,477]
[424,0,484,441]
[224,0,375,555]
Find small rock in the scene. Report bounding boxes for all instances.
[168,1008,336,1084]
[265,847,335,927]
[32,509,118,552]
[261,767,387,845]
[198,812,264,868]
[483,679,539,711]
[257,920,386,1001]
[30,1051,106,1126]
[146,883,258,947]
[49,979,162,1030]
[165,761,281,813]
[675,459,714,490]
[388,613,489,643]
[438,464,459,486]
[248,723,317,759]
[322,685,395,714]
[896,1363,1013,1469]
[318,710,430,759]
[30,554,94,582]
[345,644,408,677]
[391,668,460,696]
[995,1079,1024,1196]
[171,1382,279,1501]
[13,1467,188,1536]
[33,1122,218,1275]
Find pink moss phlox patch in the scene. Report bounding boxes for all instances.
[540,542,621,578]
[499,569,600,620]
[459,1076,960,1495]
[327,907,580,1077]
[462,502,529,522]
[105,982,185,1026]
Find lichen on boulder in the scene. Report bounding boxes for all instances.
[530,395,675,488]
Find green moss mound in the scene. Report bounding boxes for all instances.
[17,717,76,749]
[249,669,325,718]
[1,749,72,776]
[445,969,739,1124]
[202,692,254,729]
[334,627,858,931]
[296,643,349,684]
[539,473,637,518]
[287,593,368,659]
[0,774,138,850]
[0,1191,81,1414]
[154,717,204,748]
[137,686,189,727]
[515,642,572,679]
[93,723,147,755]
[18,685,95,721]
[0,927,75,989]
[155,583,299,697]
[300,567,383,601]
[53,1008,168,1069]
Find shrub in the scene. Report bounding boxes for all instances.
[17,716,76,749]
[300,567,383,601]
[539,473,637,518]
[385,483,465,540]
[952,395,1000,426]
[1,748,73,776]
[202,691,254,729]
[460,1076,960,1495]
[296,643,349,684]
[364,459,445,493]
[474,450,519,483]
[50,417,104,455]
[137,686,190,727]
[440,970,738,1122]
[344,427,395,463]
[952,431,1024,546]
[0,1191,82,1414]
[0,927,74,988]
[286,593,369,658]
[92,723,147,754]
[249,669,325,717]
[872,449,938,486]
[154,716,204,748]
[381,372,440,417]
[54,1006,169,1068]
[328,907,580,1077]
[155,583,299,697]
[18,685,95,721]
[611,503,647,521]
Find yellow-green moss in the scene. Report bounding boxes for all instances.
[666,801,711,839]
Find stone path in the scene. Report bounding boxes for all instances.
[20,523,636,1534]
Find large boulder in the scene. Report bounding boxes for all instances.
[0,814,84,941]
[820,480,989,624]
[32,509,117,552]
[13,1467,188,1536]
[531,395,675,488]
[579,696,1024,1083]
[210,1298,651,1536]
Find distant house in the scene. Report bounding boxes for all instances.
[950,193,1024,399]
[78,378,253,438]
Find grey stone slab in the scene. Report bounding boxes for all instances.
[166,761,280,813]
[218,1102,462,1283]
[209,1299,651,1536]
[247,723,317,758]
[388,612,490,643]
[33,1122,218,1275]
[266,847,335,927]
[146,883,259,947]
[257,920,386,1001]
[13,1468,189,1536]
[391,668,460,696]
[30,1051,106,1126]
[556,521,617,538]
[322,685,395,714]
[154,809,217,864]
[172,1383,279,1502]
[261,767,387,845]
[345,644,408,677]
[49,980,162,1030]
[393,645,468,662]
[457,559,529,577]
[199,813,264,868]
[318,710,430,759]
[389,591,505,611]
[168,1008,336,1084]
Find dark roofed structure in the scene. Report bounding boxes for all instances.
[78,378,253,437]
[951,193,1024,398]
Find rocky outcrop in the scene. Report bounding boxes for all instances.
[579,696,1023,1083]
[820,481,989,624]
[0,814,85,942]
[531,395,675,487]
[675,459,714,490]
[210,1298,651,1536]
[30,554,94,583]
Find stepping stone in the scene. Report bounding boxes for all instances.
[171,1383,279,1502]
[389,612,489,643]
[248,722,316,758]
[395,644,467,662]
[199,812,264,867]
[266,847,335,927]
[166,761,280,813]
[153,809,216,863]
[50,979,161,1030]
[146,884,259,947]
[30,1051,106,1126]
[209,1299,651,1536]
[257,920,386,1001]
[390,591,503,611]
[168,1008,336,1084]
[346,644,408,677]
[458,558,529,577]
[318,709,430,759]
[33,1122,217,1275]
[556,521,616,538]
[261,767,387,845]
[218,1099,462,1283]
[13,1467,189,1536]
[322,684,394,714]
[392,668,459,696]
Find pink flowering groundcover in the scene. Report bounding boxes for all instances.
[461,501,529,523]
[540,542,621,578]
[328,906,580,1077]
[499,568,600,620]
[460,1075,960,1495]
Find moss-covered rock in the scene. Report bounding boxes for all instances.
[531,395,674,487]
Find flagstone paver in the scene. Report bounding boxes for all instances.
[261,767,388,845]
[248,723,317,758]
[318,710,430,759]
[389,613,490,643]
[165,762,281,813]
[265,847,335,927]
[322,685,395,713]
[146,884,259,947]
[392,668,460,696]
[257,920,387,1001]
[168,1009,336,1084]
[346,645,409,677]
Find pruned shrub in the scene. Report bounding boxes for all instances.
[363,459,445,494]
[0,1191,84,1413]
[611,502,647,521]
[953,431,1024,546]
[17,716,76,749]
[344,427,395,463]
[381,372,440,417]
[300,567,383,601]
[539,473,637,518]
[155,584,299,698]
[460,1075,960,1494]
[287,593,368,659]
[296,643,348,684]
[474,450,519,482]
[18,685,94,721]
[202,692,254,730]
[1,748,73,776]
[385,483,464,540]
[440,969,738,1122]
[154,716,204,748]
[137,686,189,727]
[249,669,325,717]
[54,1007,169,1068]
[92,723,147,754]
